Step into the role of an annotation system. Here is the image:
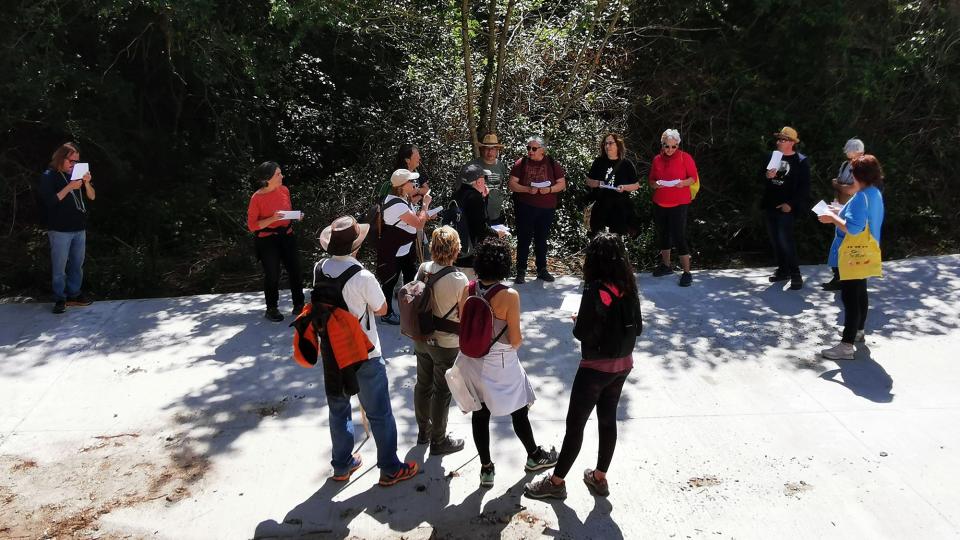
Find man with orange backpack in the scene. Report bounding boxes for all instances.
[311,216,420,486]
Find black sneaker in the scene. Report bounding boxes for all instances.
[430,434,465,456]
[264,308,284,322]
[821,279,841,291]
[514,272,526,285]
[536,269,555,282]
[652,264,674,277]
[524,474,567,499]
[65,294,92,307]
[789,273,803,290]
[768,271,790,282]
[52,300,66,314]
[678,271,692,287]
[524,446,559,472]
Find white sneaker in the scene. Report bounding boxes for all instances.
[821,342,855,360]
[855,330,865,342]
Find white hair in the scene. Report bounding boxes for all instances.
[526,136,547,150]
[661,129,681,144]
[844,138,865,154]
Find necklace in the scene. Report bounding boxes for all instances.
[60,172,86,213]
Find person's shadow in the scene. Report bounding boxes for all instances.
[819,344,894,403]
[542,494,623,539]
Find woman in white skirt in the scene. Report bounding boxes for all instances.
[455,237,557,488]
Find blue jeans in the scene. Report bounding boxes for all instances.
[515,202,555,273]
[48,230,86,301]
[327,357,403,475]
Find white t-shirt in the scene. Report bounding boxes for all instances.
[382,195,416,257]
[313,256,386,359]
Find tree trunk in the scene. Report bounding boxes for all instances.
[461,0,479,157]
[477,0,498,136]
[489,0,515,135]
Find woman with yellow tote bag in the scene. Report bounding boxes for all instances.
[817,155,886,360]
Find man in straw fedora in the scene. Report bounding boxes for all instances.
[458,133,510,224]
[315,215,420,486]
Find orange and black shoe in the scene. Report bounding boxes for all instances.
[378,461,419,487]
[331,453,362,482]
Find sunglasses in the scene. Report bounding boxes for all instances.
[526,145,541,151]
[661,144,678,149]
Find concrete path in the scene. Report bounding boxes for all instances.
[1,256,958,539]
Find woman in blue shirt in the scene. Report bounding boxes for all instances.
[817,155,885,360]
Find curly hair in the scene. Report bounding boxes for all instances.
[582,233,638,299]
[473,237,512,281]
[430,226,461,266]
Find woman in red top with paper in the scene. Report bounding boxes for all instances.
[648,129,699,287]
[246,161,305,322]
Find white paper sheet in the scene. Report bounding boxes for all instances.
[490,224,511,236]
[766,151,783,171]
[278,210,302,220]
[560,294,582,314]
[530,180,552,188]
[656,179,682,187]
[599,183,620,190]
[811,200,833,217]
[427,207,443,217]
[70,163,89,181]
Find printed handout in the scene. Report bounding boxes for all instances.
[427,207,443,217]
[560,293,582,314]
[656,179,682,187]
[278,210,303,220]
[530,180,552,188]
[811,200,833,217]
[491,224,511,236]
[70,163,89,181]
[766,151,783,171]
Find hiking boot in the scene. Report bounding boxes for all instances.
[583,469,610,497]
[264,308,284,322]
[678,271,692,287]
[821,342,855,360]
[789,273,803,290]
[768,271,790,282]
[430,434,465,456]
[66,294,92,307]
[292,304,304,316]
[524,474,567,500]
[380,312,400,325]
[524,446,559,472]
[536,269,555,282]
[855,330,865,342]
[479,463,495,488]
[379,461,419,487]
[820,278,841,291]
[514,271,526,285]
[331,453,362,482]
[52,300,66,314]
[652,263,674,277]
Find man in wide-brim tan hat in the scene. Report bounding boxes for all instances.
[457,132,510,224]
[314,214,421,487]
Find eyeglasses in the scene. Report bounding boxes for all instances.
[776,138,791,143]
[526,145,541,152]
[604,141,617,146]
[68,159,79,164]
[661,144,678,149]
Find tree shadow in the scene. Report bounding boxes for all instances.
[818,344,894,403]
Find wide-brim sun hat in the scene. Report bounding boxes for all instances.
[319,215,369,256]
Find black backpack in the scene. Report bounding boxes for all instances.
[441,200,473,257]
[594,284,642,358]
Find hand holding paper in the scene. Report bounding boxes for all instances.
[530,180,552,189]
[766,151,783,172]
[70,163,90,181]
[811,200,833,217]
[427,207,443,217]
[278,210,303,220]
[656,179,682,188]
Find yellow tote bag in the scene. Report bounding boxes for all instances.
[838,223,882,280]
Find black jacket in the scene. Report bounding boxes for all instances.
[36,168,88,231]
[454,184,496,266]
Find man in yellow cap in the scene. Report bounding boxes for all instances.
[763,126,810,290]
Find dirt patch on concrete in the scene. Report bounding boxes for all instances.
[685,476,722,489]
[783,480,813,497]
[0,431,210,537]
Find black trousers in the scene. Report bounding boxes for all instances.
[515,202,555,273]
[255,232,304,310]
[765,209,799,275]
[654,204,690,256]
[554,366,630,478]
[840,278,868,343]
[380,251,417,316]
[471,403,538,466]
